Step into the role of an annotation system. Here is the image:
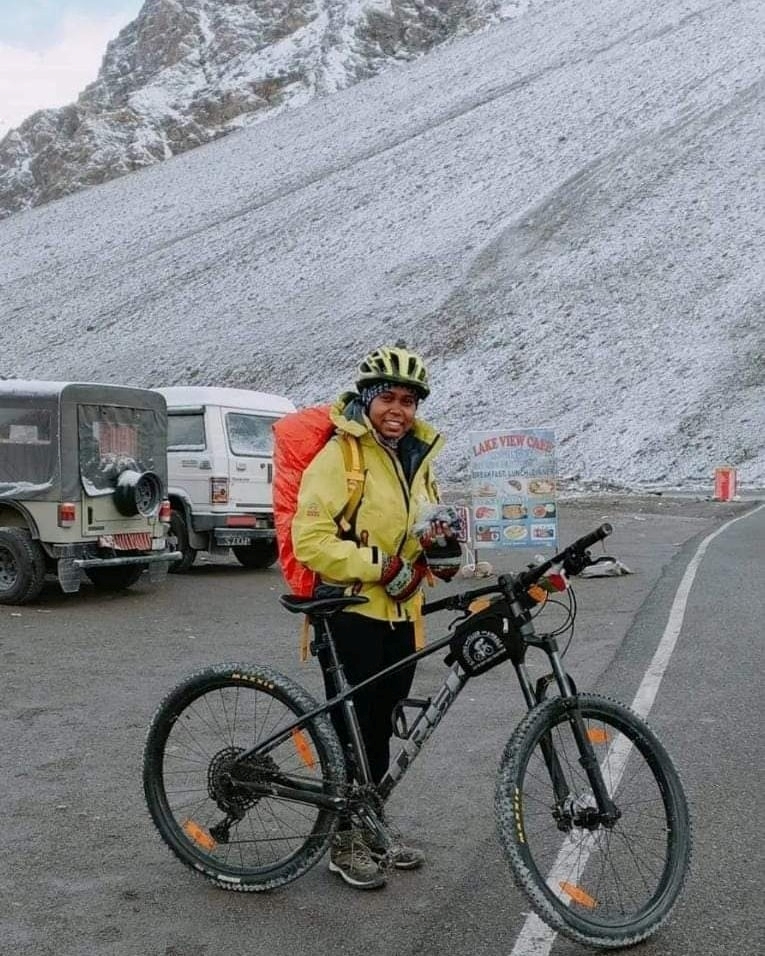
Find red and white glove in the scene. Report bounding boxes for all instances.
[380,554,427,601]
[423,536,463,581]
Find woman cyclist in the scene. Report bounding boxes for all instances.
[292,344,461,889]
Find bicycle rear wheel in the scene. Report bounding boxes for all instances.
[496,694,691,949]
[143,662,346,891]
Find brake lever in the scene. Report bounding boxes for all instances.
[562,548,593,577]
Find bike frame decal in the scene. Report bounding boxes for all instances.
[378,665,467,798]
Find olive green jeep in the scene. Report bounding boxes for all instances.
[0,381,179,605]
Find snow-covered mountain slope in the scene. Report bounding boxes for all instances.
[0,0,762,491]
[0,0,511,219]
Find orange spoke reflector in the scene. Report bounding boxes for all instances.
[292,729,316,768]
[560,881,598,909]
[182,819,217,851]
[586,727,611,745]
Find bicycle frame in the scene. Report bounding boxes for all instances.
[144,518,691,949]
[232,617,476,812]
[234,523,618,824]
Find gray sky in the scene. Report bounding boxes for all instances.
[0,0,142,136]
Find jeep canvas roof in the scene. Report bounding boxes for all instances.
[0,380,166,408]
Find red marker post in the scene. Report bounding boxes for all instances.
[713,467,737,501]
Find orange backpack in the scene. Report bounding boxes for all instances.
[272,405,365,597]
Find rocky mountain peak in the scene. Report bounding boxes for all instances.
[0,0,505,219]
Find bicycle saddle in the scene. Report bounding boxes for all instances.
[279,594,369,616]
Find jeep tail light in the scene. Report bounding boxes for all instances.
[211,477,229,504]
[58,502,77,527]
[158,499,172,524]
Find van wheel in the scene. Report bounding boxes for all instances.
[233,542,278,570]
[0,528,46,605]
[169,509,196,573]
[85,565,144,591]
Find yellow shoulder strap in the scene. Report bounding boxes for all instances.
[337,435,365,534]
[299,616,311,663]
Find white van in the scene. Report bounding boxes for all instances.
[158,386,295,572]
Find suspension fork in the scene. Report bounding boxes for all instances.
[545,640,619,821]
[316,618,373,786]
[515,659,571,805]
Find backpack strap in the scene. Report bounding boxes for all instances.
[337,434,365,535]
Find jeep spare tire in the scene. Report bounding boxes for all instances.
[113,470,163,517]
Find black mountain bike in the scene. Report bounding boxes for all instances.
[143,524,691,949]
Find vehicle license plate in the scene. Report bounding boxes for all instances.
[99,532,152,551]
[217,533,252,547]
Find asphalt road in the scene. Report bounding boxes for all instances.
[2,494,762,956]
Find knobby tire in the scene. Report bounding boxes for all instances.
[143,663,346,891]
[495,693,691,949]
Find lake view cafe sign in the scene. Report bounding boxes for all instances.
[468,428,558,549]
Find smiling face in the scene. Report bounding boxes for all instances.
[367,385,418,441]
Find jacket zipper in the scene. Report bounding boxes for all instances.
[379,433,441,620]
[391,434,441,556]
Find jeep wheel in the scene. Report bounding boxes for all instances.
[85,565,145,591]
[169,509,196,573]
[0,528,46,605]
[232,541,278,570]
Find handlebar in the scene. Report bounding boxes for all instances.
[422,522,613,617]
[515,522,612,589]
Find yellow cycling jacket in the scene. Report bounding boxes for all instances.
[291,393,445,622]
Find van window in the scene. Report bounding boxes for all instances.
[168,412,206,451]
[226,413,274,457]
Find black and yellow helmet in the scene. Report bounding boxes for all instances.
[356,345,430,398]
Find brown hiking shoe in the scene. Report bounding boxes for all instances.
[362,821,425,870]
[328,830,386,889]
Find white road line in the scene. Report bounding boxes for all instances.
[509,502,765,956]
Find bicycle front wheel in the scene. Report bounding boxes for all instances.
[496,694,691,949]
[143,662,346,891]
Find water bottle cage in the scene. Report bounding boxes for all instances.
[392,698,431,738]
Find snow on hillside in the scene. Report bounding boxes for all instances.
[0,0,762,492]
[0,0,513,218]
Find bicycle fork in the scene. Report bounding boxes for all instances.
[515,635,620,829]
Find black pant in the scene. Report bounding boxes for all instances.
[318,611,416,785]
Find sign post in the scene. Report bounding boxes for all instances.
[468,428,558,551]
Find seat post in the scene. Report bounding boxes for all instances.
[317,616,373,785]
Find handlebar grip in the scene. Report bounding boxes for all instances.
[572,522,613,553]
